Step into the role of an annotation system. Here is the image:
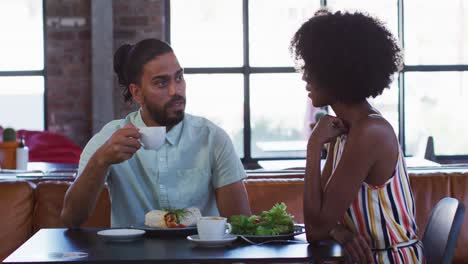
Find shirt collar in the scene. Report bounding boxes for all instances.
[166,117,184,146]
[133,110,146,127]
[133,109,184,146]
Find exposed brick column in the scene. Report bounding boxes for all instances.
[45,0,92,147]
[45,0,166,148]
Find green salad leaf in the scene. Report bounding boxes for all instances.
[230,202,295,235]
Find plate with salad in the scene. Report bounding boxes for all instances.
[229,203,305,242]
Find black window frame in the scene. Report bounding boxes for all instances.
[166,0,468,166]
[0,0,47,130]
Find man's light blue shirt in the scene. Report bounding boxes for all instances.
[78,111,246,227]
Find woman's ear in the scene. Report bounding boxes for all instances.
[129,83,143,105]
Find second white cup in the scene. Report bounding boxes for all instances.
[197,216,232,240]
[138,126,166,150]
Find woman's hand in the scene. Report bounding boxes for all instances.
[310,115,348,145]
[329,225,374,264]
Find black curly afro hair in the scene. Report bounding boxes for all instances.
[290,9,402,103]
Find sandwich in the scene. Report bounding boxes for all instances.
[145,207,202,228]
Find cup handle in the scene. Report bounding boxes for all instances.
[225,223,232,234]
[139,139,145,149]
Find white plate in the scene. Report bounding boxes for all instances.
[97,228,146,241]
[187,234,237,247]
[131,224,198,236]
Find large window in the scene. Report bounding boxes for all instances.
[403,0,468,159]
[0,0,45,131]
[169,0,468,165]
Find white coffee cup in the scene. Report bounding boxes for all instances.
[197,216,232,240]
[138,126,166,150]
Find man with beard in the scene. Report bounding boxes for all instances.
[61,39,251,228]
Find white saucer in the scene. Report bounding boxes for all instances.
[187,234,237,247]
[97,228,146,241]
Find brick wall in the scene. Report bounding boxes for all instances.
[112,0,166,119]
[45,0,92,148]
[45,0,166,148]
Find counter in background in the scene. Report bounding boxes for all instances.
[0,162,77,180]
[258,156,441,171]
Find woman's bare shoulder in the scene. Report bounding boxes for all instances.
[348,114,397,147]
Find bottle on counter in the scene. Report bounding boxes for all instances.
[16,136,29,170]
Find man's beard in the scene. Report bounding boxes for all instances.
[144,95,186,127]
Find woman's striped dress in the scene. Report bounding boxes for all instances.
[332,135,425,263]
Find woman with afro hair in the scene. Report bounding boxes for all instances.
[291,10,424,264]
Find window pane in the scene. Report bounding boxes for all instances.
[404,0,468,65]
[251,73,307,158]
[184,74,244,157]
[368,76,399,136]
[0,76,44,130]
[249,0,320,67]
[170,0,243,67]
[327,0,398,37]
[0,0,44,71]
[405,72,468,156]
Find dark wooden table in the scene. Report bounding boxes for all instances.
[3,228,345,263]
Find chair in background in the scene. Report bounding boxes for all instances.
[17,130,82,165]
[422,197,465,264]
[424,136,436,162]
[415,135,437,163]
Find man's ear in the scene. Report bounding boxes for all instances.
[129,83,143,105]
